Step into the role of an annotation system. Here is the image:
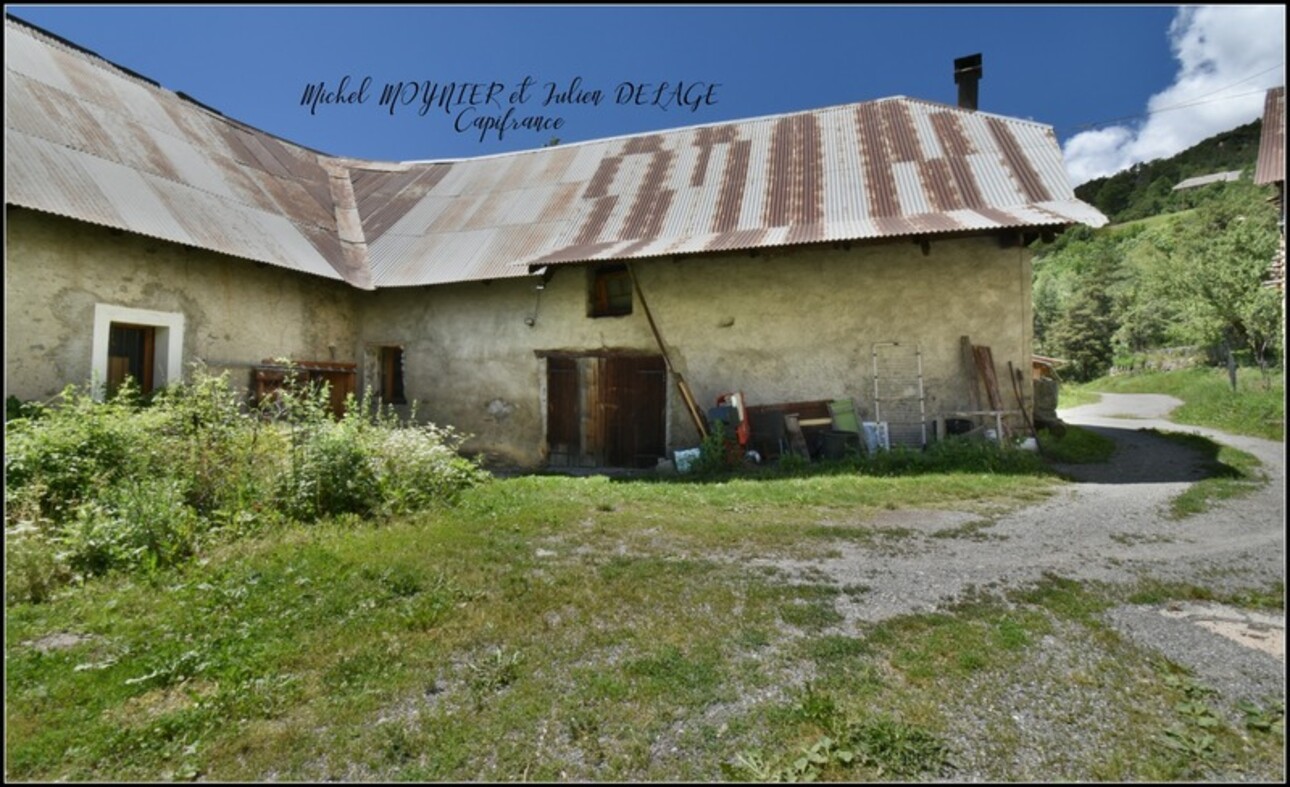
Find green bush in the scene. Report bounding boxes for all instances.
[272,382,486,521]
[4,365,487,598]
[367,422,489,513]
[855,437,1048,477]
[4,383,156,521]
[690,420,738,477]
[151,368,280,515]
[62,478,201,576]
[277,420,381,522]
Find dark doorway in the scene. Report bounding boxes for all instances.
[107,323,155,396]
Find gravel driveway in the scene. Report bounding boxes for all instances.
[763,392,1284,621]
[756,392,1285,729]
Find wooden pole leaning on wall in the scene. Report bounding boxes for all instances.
[960,335,981,411]
[626,263,709,440]
[1007,360,1043,454]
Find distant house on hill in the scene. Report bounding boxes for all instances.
[1171,170,1243,191]
[4,16,1108,468]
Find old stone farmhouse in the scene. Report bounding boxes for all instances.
[5,16,1106,467]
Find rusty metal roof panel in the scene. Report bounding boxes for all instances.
[6,130,124,227]
[498,98,1104,271]
[95,66,185,141]
[146,130,242,201]
[1033,199,1108,227]
[1000,122,1067,198]
[560,143,610,184]
[966,152,1028,207]
[908,107,946,161]
[825,119,869,224]
[379,192,455,240]
[73,152,192,241]
[1255,86,1284,185]
[4,71,67,148]
[365,232,421,282]
[369,221,555,287]
[673,143,724,232]
[470,224,563,282]
[4,17,369,285]
[494,183,568,227]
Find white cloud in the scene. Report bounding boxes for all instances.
[1063,5,1285,186]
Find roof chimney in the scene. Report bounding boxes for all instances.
[954,53,983,111]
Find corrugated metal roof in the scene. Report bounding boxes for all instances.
[5,15,1106,291]
[4,17,369,288]
[1172,170,1243,191]
[489,98,1105,273]
[1254,86,1284,186]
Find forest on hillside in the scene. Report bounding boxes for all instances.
[1074,119,1264,224]
[1035,117,1282,383]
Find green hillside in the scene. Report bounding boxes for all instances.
[1074,120,1263,223]
[1031,117,1281,382]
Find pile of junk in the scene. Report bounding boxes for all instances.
[664,342,1056,474]
[670,392,892,473]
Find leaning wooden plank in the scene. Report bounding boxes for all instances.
[960,335,982,411]
[972,345,1004,411]
[783,413,811,460]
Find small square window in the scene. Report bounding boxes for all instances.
[589,264,632,318]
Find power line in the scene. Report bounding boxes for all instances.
[1175,63,1284,104]
[1062,64,1285,135]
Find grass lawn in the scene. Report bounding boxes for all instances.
[1037,426,1117,464]
[6,470,1282,781]
[1061,367,1284,441]
[1057,385,1103,409]
[1140,430,1268,519]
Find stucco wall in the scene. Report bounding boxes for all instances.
[356,235,1033,466]
[6,208,1032,466]
[5,207,359,400]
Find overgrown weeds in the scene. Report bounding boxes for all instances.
[723,683,951,781]
[4,365,487,603]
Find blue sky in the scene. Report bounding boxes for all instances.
[7,5,1285,185]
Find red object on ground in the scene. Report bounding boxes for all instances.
[715,391,751,448]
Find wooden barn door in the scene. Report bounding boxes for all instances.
[546,357,581,467]
[545,354,666,468]
[602,356,666,468]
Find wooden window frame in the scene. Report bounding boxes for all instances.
[379,346,407,404]
[588,264,633,318]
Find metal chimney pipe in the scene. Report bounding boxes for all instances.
[954,53,982,111]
